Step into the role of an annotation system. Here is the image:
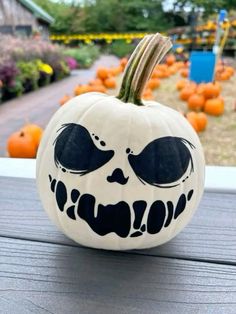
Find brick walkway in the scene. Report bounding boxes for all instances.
[0,55,119,157]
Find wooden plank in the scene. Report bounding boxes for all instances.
[1,236,236,314]
[1,177,236,263]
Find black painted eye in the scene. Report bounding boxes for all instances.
[54,123,114,175]
[128,137,195,188]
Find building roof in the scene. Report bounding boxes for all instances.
[18,0,54,24]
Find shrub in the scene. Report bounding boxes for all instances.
[16,61,40,92]
[64,44,100,68]
[108,40,135,58]
[51,60,70,82]
[0,60,24,100]
[7,78,24,99]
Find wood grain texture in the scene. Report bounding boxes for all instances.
[0,0,37,27]
[1,177,236,263]
[1,236,236,314]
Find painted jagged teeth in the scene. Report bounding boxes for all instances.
[49,175,194,238]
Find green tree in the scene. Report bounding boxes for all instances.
[84,0,171,32]
[34,0,172,34]
[34,0,75,33]
[121,0,171,32]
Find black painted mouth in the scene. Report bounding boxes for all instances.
[49,175,194,238]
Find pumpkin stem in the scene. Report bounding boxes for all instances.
[117,33,172,106]
[117,35,151,102]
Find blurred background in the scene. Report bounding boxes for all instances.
[0,0,236,165]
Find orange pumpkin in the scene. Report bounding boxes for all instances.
[147,78,160,89]
[96,67,110,80]
[175,61,185,69]
[180,69,189,78]
[225,66,234,76]
[156,64,168,71]
[142,88,154,100]
[166,54,176,66]
[176,79,188,90]
[196,83,205,95]
[179,86,195,101]
[168,65,178,75]
[203,82,220,99]
[89,85,107,93]
[217,71,231,81]
[7,131,37,158]
[153,70,166,78]
[74,85,91,96]
[185,112,199,132]
[21,124,43,147]
[89,78,103,86]
[196,112,208,131]
[187,94,205,111]
[215,64,224,73]
[186,112,208,132]
[151,70,159,78]
[103,77,116,89]
[162,69,171,78]
[120,57,128,70]
[59,94,72,106]
[204,97,224,116]
[109,66,122,76]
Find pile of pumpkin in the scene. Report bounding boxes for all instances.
[215,61,235,81]
[59,54,187,105]
[59,58,128,106]
[177,79,225,132]
[7,123,43,158]
[179,61,235,82]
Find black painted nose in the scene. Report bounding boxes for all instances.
[107,168,129,185]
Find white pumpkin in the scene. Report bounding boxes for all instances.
[36,33,205,250]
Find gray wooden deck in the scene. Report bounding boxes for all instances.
[0,176,236,313]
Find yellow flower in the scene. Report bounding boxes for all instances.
[85,39,92,44]
[40,63,53,75]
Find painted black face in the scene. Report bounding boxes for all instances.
[49,176,194,238]
[128,137,195,188]
[51,123,196,239]
[54,123,114,175]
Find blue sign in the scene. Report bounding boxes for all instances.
[189,51,216,83]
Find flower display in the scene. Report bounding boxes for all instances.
[0,34,70,101]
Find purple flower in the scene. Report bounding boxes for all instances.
[65,56,78,70]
